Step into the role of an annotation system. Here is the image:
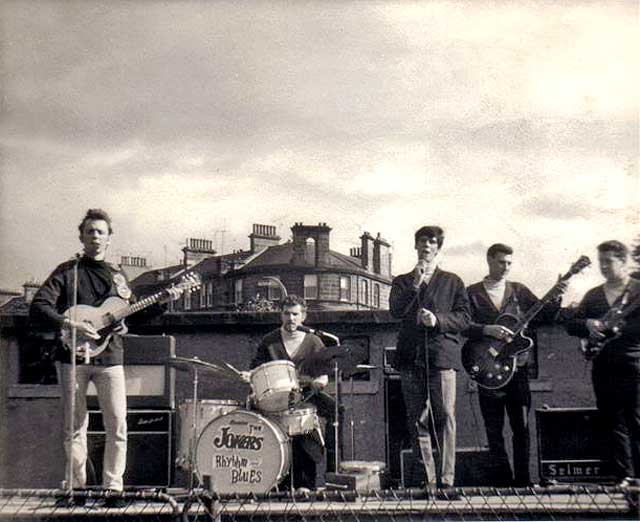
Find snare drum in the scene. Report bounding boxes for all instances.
[177,399,241,469]
[250,360,300,412]
[272,406,320,436]
[195,409,290,494]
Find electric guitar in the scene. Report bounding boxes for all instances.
[61,272,201,359]
[580,284,640,360]
[461,256,591,389]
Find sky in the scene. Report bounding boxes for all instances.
[1,0,638,304]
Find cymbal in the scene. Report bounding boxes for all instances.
[166,356,244,383]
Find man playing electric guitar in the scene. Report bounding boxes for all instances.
[29,209,188,507]
[465,243,564,487]
[564,240,640,484]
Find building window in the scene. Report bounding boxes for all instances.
[305,238,316,265]
[206,282,213,307]
[257,278,283,301]
[339,276,351,302]
[234,279,243,304]
[360,279,369,306]
[304,274,318,300]
[184,290,191,310]
[373,283,380,308]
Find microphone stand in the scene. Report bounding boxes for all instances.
[65,254,81,493]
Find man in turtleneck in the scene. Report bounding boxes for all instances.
[390,226,470,497]
[564,240,640,485]
[250,295,329,491]
[30,209,184,507]
[465,243,561,487]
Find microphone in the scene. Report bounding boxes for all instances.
[414,260,428,287]
[296,325,340,345]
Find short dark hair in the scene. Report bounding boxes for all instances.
[280,295,307,311]
[78,208,113,235]
[414,226,444,248]
[487,243,513,258]
[597,240,628,262]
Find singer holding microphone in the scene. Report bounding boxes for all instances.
[389,226,471,497]
[248,295,331,491]
[29,209,185,507]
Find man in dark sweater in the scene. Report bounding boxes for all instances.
[389,226,471,492]
[564,240,640,483]
[465,243,562,487]
[29,209,185,505]
[249,295,330,491]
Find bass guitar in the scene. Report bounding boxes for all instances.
[461,256,590,389]
[61,272,201,359]
[580,284,640,360]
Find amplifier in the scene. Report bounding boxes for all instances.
[87,409,173,488]
[87,334,176,409]
[536,407,614,483]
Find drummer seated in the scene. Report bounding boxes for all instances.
[248,295,332,490]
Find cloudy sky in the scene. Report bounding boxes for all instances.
[1,0,638,303]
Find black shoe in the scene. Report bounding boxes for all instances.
[103,492,127,509]
[54,495,86,508]
[436,484,461,501]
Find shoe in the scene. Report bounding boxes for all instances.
[54,495,86,508]
[103,492,127,509]
[436,484,461,501]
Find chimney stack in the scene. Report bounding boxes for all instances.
[291,222,332,266]
[182,238,216,267]
[249,224,281,253]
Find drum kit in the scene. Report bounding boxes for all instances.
[167,342,379,495]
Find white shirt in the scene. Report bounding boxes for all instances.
[483,276,507,310]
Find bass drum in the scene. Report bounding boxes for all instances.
[177,399,241,469]
[195,409,290,494]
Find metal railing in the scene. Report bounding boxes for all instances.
[0,484,638,521]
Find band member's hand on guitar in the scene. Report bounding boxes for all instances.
[586,318,607,338]
[483,324,514,341]
[62,317,100,340]
[417,307,437,327]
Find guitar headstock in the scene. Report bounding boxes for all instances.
[176,272,202,293]
[547,255,591,300]
[568,255,591,276]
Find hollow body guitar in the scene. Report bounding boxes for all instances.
[461,256,591,390]
[61,273,200,360]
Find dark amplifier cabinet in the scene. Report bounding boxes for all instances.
[536,407,614,483]
[87,409,172,488]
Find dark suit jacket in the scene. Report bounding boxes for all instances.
[390,268,471,371]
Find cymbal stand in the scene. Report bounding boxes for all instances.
[333,359,341,472]
[349,373,356,461]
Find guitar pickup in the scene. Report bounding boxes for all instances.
[488,347,499,358]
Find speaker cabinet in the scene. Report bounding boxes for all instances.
[536,407,614,483]
[87,409,172,488]
[87,335,176,409]
[384,373,409,482]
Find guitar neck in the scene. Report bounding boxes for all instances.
[510,275,570,336]
[111,289,167,323]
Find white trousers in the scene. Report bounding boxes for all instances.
[57,363,127,491]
